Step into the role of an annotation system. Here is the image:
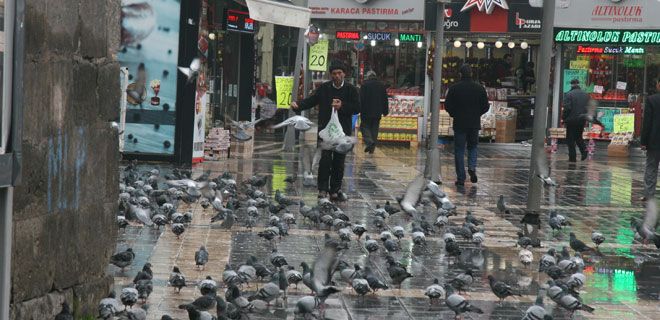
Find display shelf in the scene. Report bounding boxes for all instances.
[594,98,627,103]
[379,127,417,131]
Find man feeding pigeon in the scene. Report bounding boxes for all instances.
[292,61,360,201]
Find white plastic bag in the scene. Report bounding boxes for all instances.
[318,109,345,142]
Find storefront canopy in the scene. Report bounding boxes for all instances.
[245,0,311,29]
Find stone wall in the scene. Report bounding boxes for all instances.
[10,0,121,318]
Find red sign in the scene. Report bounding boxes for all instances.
[577,45,604,54]
[336,31,360,40]
[225,10,254,33]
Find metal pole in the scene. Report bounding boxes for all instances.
[0,187,13,320]
[551,44,562,128]
[283,0,308,152]
[425,0,446,183]
[422,35,432,143]
[527,0,556,211]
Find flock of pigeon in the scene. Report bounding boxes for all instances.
[50,158,660,320]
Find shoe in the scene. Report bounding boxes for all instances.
[468,169,478,183]
[330,191,348,202]
[640,196,648,201]
[581,153,588,161]
[364,146,370,153]
[454,180,465,187]
[318,191,328,199]
[568,158,576,163]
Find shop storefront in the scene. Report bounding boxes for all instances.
[553,0,660,149]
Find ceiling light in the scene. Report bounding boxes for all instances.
[453,40,461,48]
[477,42,485,49]
[520,41,529,49]
[465,41,473,48]
[508,41,515,49]
[370,39,376,47]
[495,41,503,48]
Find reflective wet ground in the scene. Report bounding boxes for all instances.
[110,138,660,319]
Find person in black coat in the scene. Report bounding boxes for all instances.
[292,61,360,201]
[640,79,660,201]
[562,79,591,162]
[359,71,389,154]
[445,64,490,186]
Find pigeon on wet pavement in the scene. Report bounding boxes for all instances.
[497,195,511,214]
[168,266,186,293]
[523,288,551,320]
[591,231,605,248]
[424,279,445,305]
[488,275,522,305]
[195,245,209,270]
[570,232,596,253]
[444,284,484,319]
[110,248,135,272]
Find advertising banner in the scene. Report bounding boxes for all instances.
[119,0,181,155]
[555,0,660,29]
[275,76,294,109]
[308,40,329,72]
[309,0,425,21]
[563,69,588,93]
[193,93,208,162]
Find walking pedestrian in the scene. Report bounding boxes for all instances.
[291,61,360,201]
[562,79,592,162]
[640,79,660,201]
[445,64,490,186]
[359,70,389,154]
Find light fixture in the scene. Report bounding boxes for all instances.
[363,35,368,40]
[453,40,462,48]
[477,41,485,49]
[495,41,503,48]
[508,41,515,49]
[465,41,473,48]
[520,41,529,49]
[208,33,216,40]
[417,41,423,48]
[395,38,400,46]
[370,39,376,47]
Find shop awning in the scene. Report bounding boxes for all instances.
[245,0,311,29]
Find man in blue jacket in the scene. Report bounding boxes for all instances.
[445,64,490,186]
[292,61,360,201]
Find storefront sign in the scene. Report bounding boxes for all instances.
[555,0,660,29]
[554,28,660,45]
[365,32,392,41]
[275,76,294,109]
[225,10,255,33]
[576,45,645,54]
[569,60,590,70]
[399,33,423,42]
[563,69,588,93]
[336,31,361,40]
[310,0,425,21]
[461,0,509,15]
[613,114,635,133]
[508,3,542,32]
[308,39,329,72]
[442,3,471,32]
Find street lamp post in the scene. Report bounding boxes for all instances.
[425,0,447,183]
[527,0,556,211]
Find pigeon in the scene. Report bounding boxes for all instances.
[270,249,288,268]
[412,231,427,246]
[472,228,485,246]
[569,232,595,253]
[519,246,534,268]
[552,286,595,315]
[591,231,605,248]
[444,284,484,318]
[184,292,218,311]
[545,264,564,280]
[247,256,273,281]
[195,245,209,270]
[168,266,186,293]
[497,195,511,214]
[465,210,483,225]
[523,289,551,320]
[199,276,218,296]
[135,279,153,302]
[171,223,185,239]
[352,224,367,240]
[488,275,522,304]
[249,280,283,306]
[222,264,243,287]
[387,259,413,289]
[120,287,139,309]
[294,296,321,317]
[152,213,167,229]
[539,248,557,272]
[133,263,153,283]
[537,174,558,187]
[517,231,542,248]
[384,201,400,215]
[178,304,217,320]
[177,58,201,83]
[226,117,261,141]
[340,264,363,283]
[110,248,135,271]
[364,235,379,254]
[286,266,304,290]
[55,302,74,320]
[129,204,153,226]
[435,214,449,228]
[352,278,371,299]
[445,238,462,260]
[271,115,314,131]
[97,292,121,319]
[391,225,405,240]
[117,215,129,230]
[400,176,426,215]
[363,267,389,293]
[424,279,445,305]
[450,269,474,294]
[548,211,570,235]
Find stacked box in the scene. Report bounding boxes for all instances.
[204,128,231,161]
[495,119,517,143]
[549,128,566,139]
[231,127,254,159]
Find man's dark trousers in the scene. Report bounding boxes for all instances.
[318,150,346,193]
[566,123,586,162]
[454,128,479,183]
[361,117,381,148]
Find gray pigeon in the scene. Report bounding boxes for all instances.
[120,287,138,309]
[294,296,321,317]
[54,302,74,320]
[497,195,511,214]
[400,176,426,215]
[424,279,445,305]
[591,231,605,248]
[168,266,186,293]
[195,245,209,270]
[271,115,314,131]
[352,278,371,299]
[171,223,185,239]
[177,58,201,83]
[444,284,484,318]
[97,292,121,319]
[523,289,551,320]
[488,275,522,304]
[110,248,135,271]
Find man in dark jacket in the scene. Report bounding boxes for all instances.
[562,79,591,162]
[292,61,360,201]
[640,79,660,201]
[445,64,490,186]
[359,70,389,154]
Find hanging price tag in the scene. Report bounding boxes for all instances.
[275,76,294,109]
[308,39,329,72]
[613,114,634,133]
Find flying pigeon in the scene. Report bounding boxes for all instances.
[271,115,314,131]
[178,58,201,83]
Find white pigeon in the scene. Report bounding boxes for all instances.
[178,58,201,83]
[271,115,314,131]
[519,246,534,268]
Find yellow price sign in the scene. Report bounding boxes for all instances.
[569,60,590,70]
[275,76,294,109]
[613,114,634,133]
[309,40,329,72]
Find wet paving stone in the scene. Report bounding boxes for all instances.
[111,138,660,319]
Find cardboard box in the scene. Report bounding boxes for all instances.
[495,118,517,143]
[607,144,629,157]
[549,128,566,139]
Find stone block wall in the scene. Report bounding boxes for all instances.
[10,0,121,318]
